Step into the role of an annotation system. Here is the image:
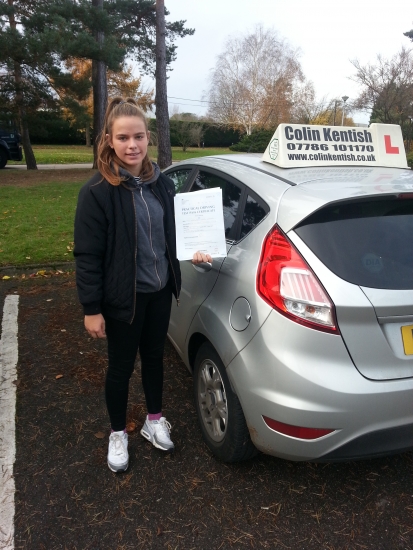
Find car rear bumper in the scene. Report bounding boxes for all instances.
[317,422,413,461]
[226,311,413,461]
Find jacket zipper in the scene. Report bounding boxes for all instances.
[151,188,180,306]
[139,186,162,290]
[131,192,138,324]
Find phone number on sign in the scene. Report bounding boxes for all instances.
[286,143,375,152]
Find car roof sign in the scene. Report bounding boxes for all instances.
[262,123,408,169]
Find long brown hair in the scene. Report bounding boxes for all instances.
[97,97,154,186]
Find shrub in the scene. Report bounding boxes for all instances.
[229,129,275,153]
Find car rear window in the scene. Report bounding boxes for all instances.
[294,197,413,290]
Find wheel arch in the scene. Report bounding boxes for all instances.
[188,333,239,395]
[187,332,208,372]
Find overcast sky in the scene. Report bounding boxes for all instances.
[142,0,413,124]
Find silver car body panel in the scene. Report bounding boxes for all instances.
[168,249,228,359]
[226,312,413,460]
[187,212,276,368]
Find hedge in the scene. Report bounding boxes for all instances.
[229,129,275,153]
[149,119,242,148]
[24,110,243,147]
[27,111,87,145]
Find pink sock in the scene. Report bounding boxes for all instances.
[148,412,162,421]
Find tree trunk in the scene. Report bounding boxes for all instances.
[8,0,37,169]
[85,125,91,147]
[92,0,108,168]
[19,112,37,169]
[155,0,172,169]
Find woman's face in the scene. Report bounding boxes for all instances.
[107,116,150,176]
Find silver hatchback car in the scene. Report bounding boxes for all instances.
[164,154,413,462]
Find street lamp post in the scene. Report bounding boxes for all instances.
[341,95,348,126]
[341,96,349,126]
[333,99,339,126]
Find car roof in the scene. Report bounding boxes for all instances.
[177,153,413,186]
[174,154,413,231]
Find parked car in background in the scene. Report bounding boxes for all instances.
[0,127,23,168]
[164,122,413,463]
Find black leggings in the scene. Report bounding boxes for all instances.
[104,284,172,431]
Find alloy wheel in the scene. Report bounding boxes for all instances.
[197,358,228,442]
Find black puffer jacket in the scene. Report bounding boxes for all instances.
[74,170,181,323]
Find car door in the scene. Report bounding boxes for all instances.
[167,167,244,359]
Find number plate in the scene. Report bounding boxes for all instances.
[401,325,413,355]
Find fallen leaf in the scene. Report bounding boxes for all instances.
[156,526,163,536]
[2,276,10,280]
[55,374,64,380]
[12,379,21,386]
[94,432,105,439]
[61,329,66,332]
[36,270,46,276]
[126,422,137,433]
[26,256,31,260]
[46,299,53,302]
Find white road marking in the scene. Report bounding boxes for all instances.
[0,295,19,550]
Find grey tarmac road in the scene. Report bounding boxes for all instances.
[0,274,413,550]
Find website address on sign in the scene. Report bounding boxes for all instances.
[287,153,376,162]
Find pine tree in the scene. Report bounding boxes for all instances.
[0,0,194,167]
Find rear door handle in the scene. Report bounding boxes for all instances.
[192,261,213,273]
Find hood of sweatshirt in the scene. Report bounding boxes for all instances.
[120,162,161,189]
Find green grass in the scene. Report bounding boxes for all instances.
[9,145,238,165]
[9,145,94,165]
[0,182,82,266]
[167,147,239,161]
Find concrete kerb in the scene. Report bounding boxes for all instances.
[0,261,76,277]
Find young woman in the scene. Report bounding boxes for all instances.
[74,97,211,473]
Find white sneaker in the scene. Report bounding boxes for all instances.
[140,416,174,452]
[107,431,129,473]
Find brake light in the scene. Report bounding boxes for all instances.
[257,225,338,333]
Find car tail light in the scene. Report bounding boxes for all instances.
[263,416,335,440]
[257,225,338,334]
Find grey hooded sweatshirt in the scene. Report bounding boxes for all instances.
[123,163,170,293]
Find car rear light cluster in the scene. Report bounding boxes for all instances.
[257,225,338,333]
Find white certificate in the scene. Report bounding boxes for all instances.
[174,188,227,261]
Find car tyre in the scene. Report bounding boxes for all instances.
[0,148,7,169]
[194,342,257,462]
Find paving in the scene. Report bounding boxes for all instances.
[5,164,94,170]
[0,275,413,550]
